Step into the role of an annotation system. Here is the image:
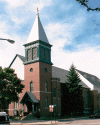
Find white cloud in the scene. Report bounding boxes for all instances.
[46,23,73,46]
[45,12,100,78]
[1,0,53,25]
[45,11,87,49]
[30,0,52,13]
[0,0,100,79]
[0,34,25,68]
[51,46,100,78]
[0,19,11,40]
[0,0,53,69]
[1,0,52,9]
[1,0,27,8]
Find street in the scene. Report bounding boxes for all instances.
[10,117,100,125]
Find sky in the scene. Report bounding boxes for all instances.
[0,0,100,78]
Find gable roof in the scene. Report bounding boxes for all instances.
[9,54,100,89]
[17,54,26,62]
[52,66,89,88]
[76,69,100,87]
[20,92,39,104]
[9,54,26,68]
[52,66,69,83]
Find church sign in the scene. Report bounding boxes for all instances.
[49,105,54,112]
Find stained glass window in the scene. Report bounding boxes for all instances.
[45,82,48,92]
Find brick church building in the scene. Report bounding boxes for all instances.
[8,11,100,117]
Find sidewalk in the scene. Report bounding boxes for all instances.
[10,120,70,125]
[10,117,88,125]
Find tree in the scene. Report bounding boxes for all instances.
[0,67,24,111]
[65,64,84,115]
[76,0,100,12]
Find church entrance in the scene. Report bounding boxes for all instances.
[20,92,39,115]
[26,101,32,113]
[26,102,38,114]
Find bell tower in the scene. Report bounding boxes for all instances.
[24,40,52,65]
[23,10,52,116]
[23,11,52,65]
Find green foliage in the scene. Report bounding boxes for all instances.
[66,64,84,114]
[0,67,24,110]
[76,0,100,12]
[18,109,22,116]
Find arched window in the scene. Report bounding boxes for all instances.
[53,88,56,97]
[30,82,33,92]
[58,89,60,98]
[45,82,48,92]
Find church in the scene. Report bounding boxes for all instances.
[8,11,100,117]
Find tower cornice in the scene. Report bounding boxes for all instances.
[23,40,52,47]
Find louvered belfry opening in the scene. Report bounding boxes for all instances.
[27,49,31,61]
[27,47,38,62]
[40,47,45,60]
[32,47,37,60]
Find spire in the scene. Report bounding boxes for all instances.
[26,9,49,44]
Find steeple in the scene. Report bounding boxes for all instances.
[26,9,49,44]
[24,9,52,65]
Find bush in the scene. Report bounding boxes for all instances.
[35,111,40,118]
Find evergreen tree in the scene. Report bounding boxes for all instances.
[66,64,84,115]
[0,67,24,111]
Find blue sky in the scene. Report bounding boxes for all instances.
[0,0,100,78]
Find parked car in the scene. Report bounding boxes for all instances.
[90,111,100,118]
[0,112,10,125]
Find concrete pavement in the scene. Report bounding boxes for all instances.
[10,117,89,125]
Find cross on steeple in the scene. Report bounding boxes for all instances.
[37,7,39,15]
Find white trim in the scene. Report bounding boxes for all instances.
[6,109,20,110]
[33,91,51,93]
[76,71,94,90]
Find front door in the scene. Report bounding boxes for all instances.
[26,101,32,113]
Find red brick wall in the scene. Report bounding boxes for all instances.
[51,78,61,116]
[23,62,40,100]
[19,62,52,116]
[39,62,52,116]
[92,90,99,111]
